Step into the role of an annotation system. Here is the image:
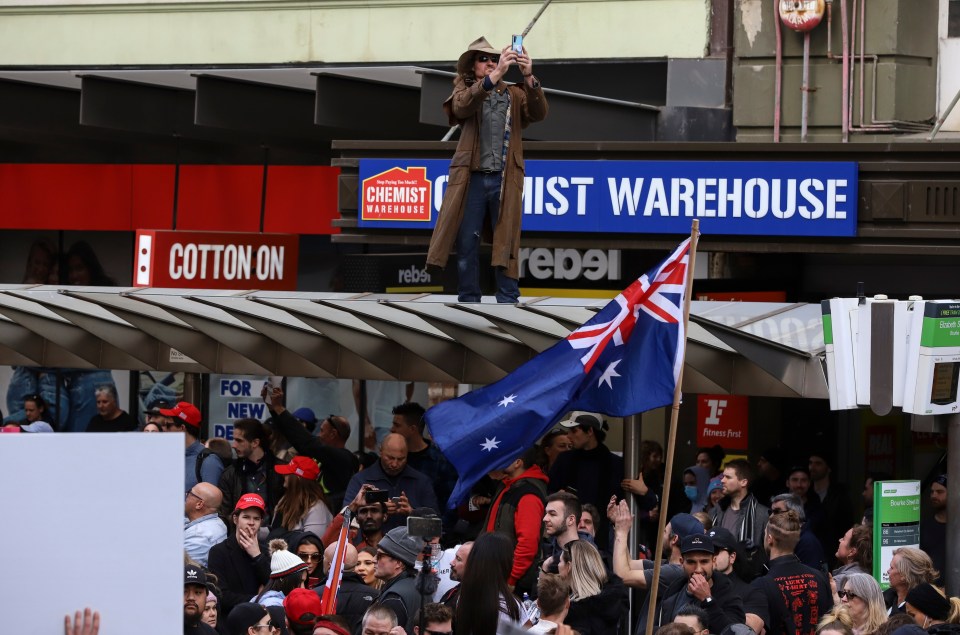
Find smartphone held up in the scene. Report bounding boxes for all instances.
[512,34,523,54]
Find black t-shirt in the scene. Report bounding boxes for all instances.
[920,516,946,583]
[86,410,138,432]
[752,554,833,635]
[184,620,217,634]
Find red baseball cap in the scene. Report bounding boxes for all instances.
[283,588,324,627]
[159,401,202,429]
[274,455,320,481]
[234,493,266,514]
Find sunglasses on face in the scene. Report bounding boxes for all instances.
[476,54,499,64]
[298,552,322,562]
[838,590,859,600]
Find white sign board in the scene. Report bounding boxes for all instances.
[0,433,184,634]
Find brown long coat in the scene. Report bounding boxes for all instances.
[425,76,548,280]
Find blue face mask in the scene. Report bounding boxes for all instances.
[684,485,699,501]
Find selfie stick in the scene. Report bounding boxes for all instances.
[521,0,553,37]
[441,0,553,140]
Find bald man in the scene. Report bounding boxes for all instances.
[320,542,380,631]
[184,482,228,566]
[342,433,439,531]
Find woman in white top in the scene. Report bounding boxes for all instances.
[455,532,524,635]
[272,455,332,540]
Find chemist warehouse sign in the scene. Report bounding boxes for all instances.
[358,159,858,236]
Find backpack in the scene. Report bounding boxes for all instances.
[195,448,230,484]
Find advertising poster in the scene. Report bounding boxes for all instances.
[873,480,921,588]
[207,374,280,440]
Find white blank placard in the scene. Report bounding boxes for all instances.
[0,433,184,634]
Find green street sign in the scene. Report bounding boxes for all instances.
[873,480,921,590]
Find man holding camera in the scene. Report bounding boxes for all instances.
[426,36,548,303]
[343,433,438,531]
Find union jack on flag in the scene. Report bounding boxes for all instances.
[426,238,692,507]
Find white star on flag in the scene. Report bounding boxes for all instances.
[597,359,622,389]
[480,437,501,452]
[498,394,517,407]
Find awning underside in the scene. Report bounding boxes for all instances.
[0,286,827,399]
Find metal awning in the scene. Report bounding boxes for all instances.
[0,286,827,399]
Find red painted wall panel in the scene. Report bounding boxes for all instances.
[264,165,341,235]
[0,164,340,235]
[131,165,176,230]
[174,165,264,232]
[0,164,134,230]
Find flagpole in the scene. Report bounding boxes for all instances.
[644,220,700,635]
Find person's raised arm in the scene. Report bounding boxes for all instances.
[609,497,649,588]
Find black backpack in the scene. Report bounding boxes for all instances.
[195,449,231,484]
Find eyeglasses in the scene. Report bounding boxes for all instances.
[160,421,182,430]
[768,507,787,516]
[374,551,393,560]
[838,590,859,600]
[298,552,322,562]
[250,623,276,632]
[185,490,203,502]
[476,54,500,64]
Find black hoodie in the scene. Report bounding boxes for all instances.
[564,574,629,635]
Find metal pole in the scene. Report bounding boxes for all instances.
[644,220,700,635]
[623,413,641,633]
[840,0,850,142]
[928,85,960,142]
[521,0,554,37]
[947,414,960,597]
[802,32,811,142]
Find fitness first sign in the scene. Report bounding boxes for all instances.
[358,159,858,237]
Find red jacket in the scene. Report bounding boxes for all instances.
[485,465,549,586]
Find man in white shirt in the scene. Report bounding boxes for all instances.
[184,481,227,566]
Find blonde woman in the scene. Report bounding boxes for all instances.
[887,547,941,614]
[560,540,628,635]
[818,606,856,635]
[272,456,332,540]
[839,573,888,635]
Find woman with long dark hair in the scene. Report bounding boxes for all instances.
[455,532,522,635]
[272,456,332,540]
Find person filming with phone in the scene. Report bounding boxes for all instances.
[343,433,439,531]
[426,35,548,303]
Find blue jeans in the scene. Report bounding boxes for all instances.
[456,172,520,303]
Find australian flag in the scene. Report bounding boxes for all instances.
[425,238,691,507]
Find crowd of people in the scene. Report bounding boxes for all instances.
[2,362,952,635]
[42,377,954,635]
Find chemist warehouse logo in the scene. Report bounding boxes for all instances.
[361,167,432,222]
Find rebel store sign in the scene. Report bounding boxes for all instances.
[134,230,299,290]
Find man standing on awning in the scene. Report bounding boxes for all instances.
[426,36,548,303]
